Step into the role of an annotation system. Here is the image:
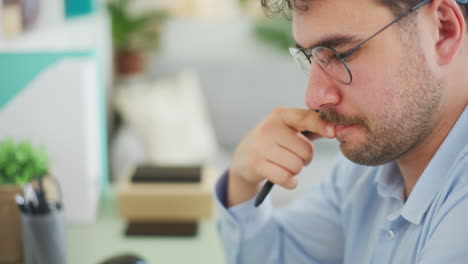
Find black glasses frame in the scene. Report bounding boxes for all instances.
[292,0,432,84]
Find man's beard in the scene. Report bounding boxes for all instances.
[319,45,443,166]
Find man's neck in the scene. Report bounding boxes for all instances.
[397,106,465,200]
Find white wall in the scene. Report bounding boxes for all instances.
[151,18,309,149]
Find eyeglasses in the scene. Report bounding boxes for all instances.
[289,0,432,85]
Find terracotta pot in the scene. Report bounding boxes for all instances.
[115,50,146,77]
[0,185,23,263]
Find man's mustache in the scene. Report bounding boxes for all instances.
[318,109,367,127]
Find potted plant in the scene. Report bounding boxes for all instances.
[107,0,168,77]
[0,138,49,263]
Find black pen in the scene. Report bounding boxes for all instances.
[36,177,50,214]
[255,130,312,207]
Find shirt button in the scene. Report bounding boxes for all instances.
[386,229,395,240]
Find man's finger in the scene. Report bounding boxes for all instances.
[271,126,314,165]
[258,160,298,189]
[264,145,304,176]
[274,107,336,138]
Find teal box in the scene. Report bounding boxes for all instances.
[65,0,95,18]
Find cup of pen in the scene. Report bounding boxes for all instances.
[15,176,67,264]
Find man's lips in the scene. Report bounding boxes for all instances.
[335,124,359,135]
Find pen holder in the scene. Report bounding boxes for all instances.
[20,209,67,264]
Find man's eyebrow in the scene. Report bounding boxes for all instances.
[295,35,362,50]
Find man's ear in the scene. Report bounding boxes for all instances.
[430,0,465,65]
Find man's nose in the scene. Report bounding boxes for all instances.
[304,63,342,110]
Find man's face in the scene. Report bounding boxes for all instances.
[293,0,443,166]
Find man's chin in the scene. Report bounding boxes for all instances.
[338,137,383,166]
[340,143,395,166]
[336,126,365,147]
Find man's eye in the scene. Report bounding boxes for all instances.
[319,58,330,66]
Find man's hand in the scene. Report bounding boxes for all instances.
[227,107,336,207]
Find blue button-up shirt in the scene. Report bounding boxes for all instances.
[214,106,468,264]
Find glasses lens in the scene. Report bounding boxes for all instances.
[311,47,352,84]
[289,47,311,75]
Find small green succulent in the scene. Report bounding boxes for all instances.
[0,138,49,185]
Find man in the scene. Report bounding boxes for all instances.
[214,0,468,263]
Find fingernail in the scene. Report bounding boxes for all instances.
[287,177,298,189]
[326,124,335,137]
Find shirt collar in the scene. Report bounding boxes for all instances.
[401,106,468,224]
[374,162,404,201]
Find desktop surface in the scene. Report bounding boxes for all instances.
[67,187,225,264]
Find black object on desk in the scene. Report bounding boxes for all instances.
[131,165,201,183]
[99,253,146,264]
[125,221,198,237]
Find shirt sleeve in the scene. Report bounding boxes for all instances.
[214,156,347,264]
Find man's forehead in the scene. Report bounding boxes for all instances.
[292,0,387,48]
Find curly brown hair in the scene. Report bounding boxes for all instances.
[260,0,468,19]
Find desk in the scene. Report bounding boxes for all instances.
[67,187,225,264]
